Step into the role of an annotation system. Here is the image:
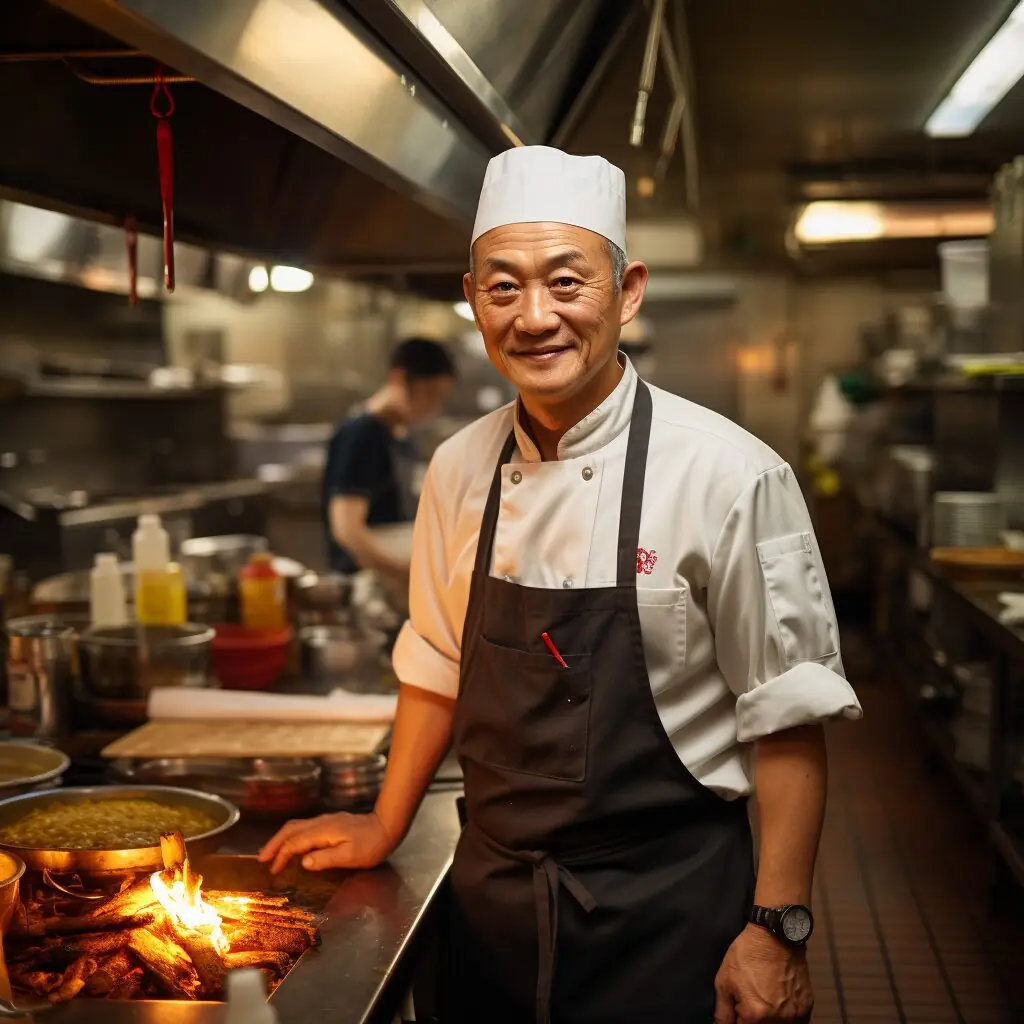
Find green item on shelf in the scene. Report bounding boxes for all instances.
[835,370,877,405]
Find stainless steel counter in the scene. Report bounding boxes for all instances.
[23,791,461,1024]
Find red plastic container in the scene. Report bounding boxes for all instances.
[210,623,293,691]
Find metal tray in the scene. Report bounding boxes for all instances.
[110,758,321,818]
[0,742,70,799]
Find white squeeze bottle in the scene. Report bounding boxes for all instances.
[132,513,185,625]
[223,969,278,1024]
[89,553,128,628]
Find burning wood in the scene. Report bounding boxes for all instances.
[3,831,319,1004]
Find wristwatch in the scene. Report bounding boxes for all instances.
[749,904,814,947]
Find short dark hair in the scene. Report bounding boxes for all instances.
[389,337,456,382]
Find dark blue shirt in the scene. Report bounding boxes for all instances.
[321,412,417,574]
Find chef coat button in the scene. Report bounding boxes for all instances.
[582,466,593,481]
[562,578,573,589]
[511,470,523,485]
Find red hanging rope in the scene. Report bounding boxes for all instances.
[151,65,175,292]
[124,216,138,306]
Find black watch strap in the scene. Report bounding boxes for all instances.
[750,904,780,932]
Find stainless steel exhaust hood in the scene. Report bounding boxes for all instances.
[0,0,633,278]
[47,0,493,223]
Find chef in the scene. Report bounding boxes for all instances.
[261,146,863,1024]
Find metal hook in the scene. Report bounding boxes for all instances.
[41,867,108,900]
[150,64,175,119]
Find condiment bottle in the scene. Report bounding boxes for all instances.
[132,514,186,625]
[90,553,128,628]
[239,553,286,629]
[223,969,278,1024]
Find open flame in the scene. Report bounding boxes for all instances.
[149,864,230,955]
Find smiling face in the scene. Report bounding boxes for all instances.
[464,223,647,419]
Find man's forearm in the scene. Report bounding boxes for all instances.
[373,684,455,846]
[336,526,409,578]
[752,724,828,907]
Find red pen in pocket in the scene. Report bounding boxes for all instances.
[541,631,568,668]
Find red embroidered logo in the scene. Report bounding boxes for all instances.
[636,548,658,575]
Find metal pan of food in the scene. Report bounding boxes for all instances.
[0,742,70,799]
[109,757,321,818]
[0,784,239,878]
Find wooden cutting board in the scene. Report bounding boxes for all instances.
[931,546,1024,568]
[101,719,390,759]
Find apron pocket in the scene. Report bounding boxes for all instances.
[469,637,592,782]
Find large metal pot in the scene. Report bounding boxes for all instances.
[178,534,269,582]
[79,624,214,698]
[4,618,77,740]
[0,784,239,878]
[299,623,388,693]
[294,572,356,628]
[0,743,69,799]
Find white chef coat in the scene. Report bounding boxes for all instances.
[392,356,862,799]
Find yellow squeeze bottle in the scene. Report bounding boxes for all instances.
[132,514,186,626]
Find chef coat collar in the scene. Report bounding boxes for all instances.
[513,353,638,463]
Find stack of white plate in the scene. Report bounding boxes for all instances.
[932,492,1006,548]
[951,662,991,771]
[320,753,387,811]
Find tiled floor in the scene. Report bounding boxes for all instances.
[809,663,1024,1023]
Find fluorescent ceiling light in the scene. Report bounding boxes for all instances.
[269,265,314,292]
[926,1,1024,137]
[453,301,475,322]
[794,201,993,245]
[248,265,269,292]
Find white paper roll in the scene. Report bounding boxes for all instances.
[147,686,397,723]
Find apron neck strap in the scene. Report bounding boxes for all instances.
[474,430,518,575]
[473,379,655,586]
[617,379,653,587]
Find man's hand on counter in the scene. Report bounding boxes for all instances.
[258,811,396,874]
[260,684,456,876]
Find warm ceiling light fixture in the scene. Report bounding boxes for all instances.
[795,202,884,243]
[269,265,314,292]
[793,201,993,245]
[247,265,269,292]
[926,1,1024,137]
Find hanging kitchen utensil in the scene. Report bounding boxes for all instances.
[150,67,175,293]
[124,215,138,305]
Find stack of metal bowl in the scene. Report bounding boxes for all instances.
[320,753,387,812]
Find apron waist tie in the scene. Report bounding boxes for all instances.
[527,851,596,1024]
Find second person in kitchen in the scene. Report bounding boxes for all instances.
[267,146,862,1024]
[321,336,455,581]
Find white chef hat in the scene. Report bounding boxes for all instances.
[471,145,627,254]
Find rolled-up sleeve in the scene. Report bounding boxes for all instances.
[706,463,863,742]
[391,462,461,698]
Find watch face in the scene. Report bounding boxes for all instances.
[781,906,813,943]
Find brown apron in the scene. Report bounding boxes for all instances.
[442,379,754,1023]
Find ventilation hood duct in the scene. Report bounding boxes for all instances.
[0,0,632,280]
